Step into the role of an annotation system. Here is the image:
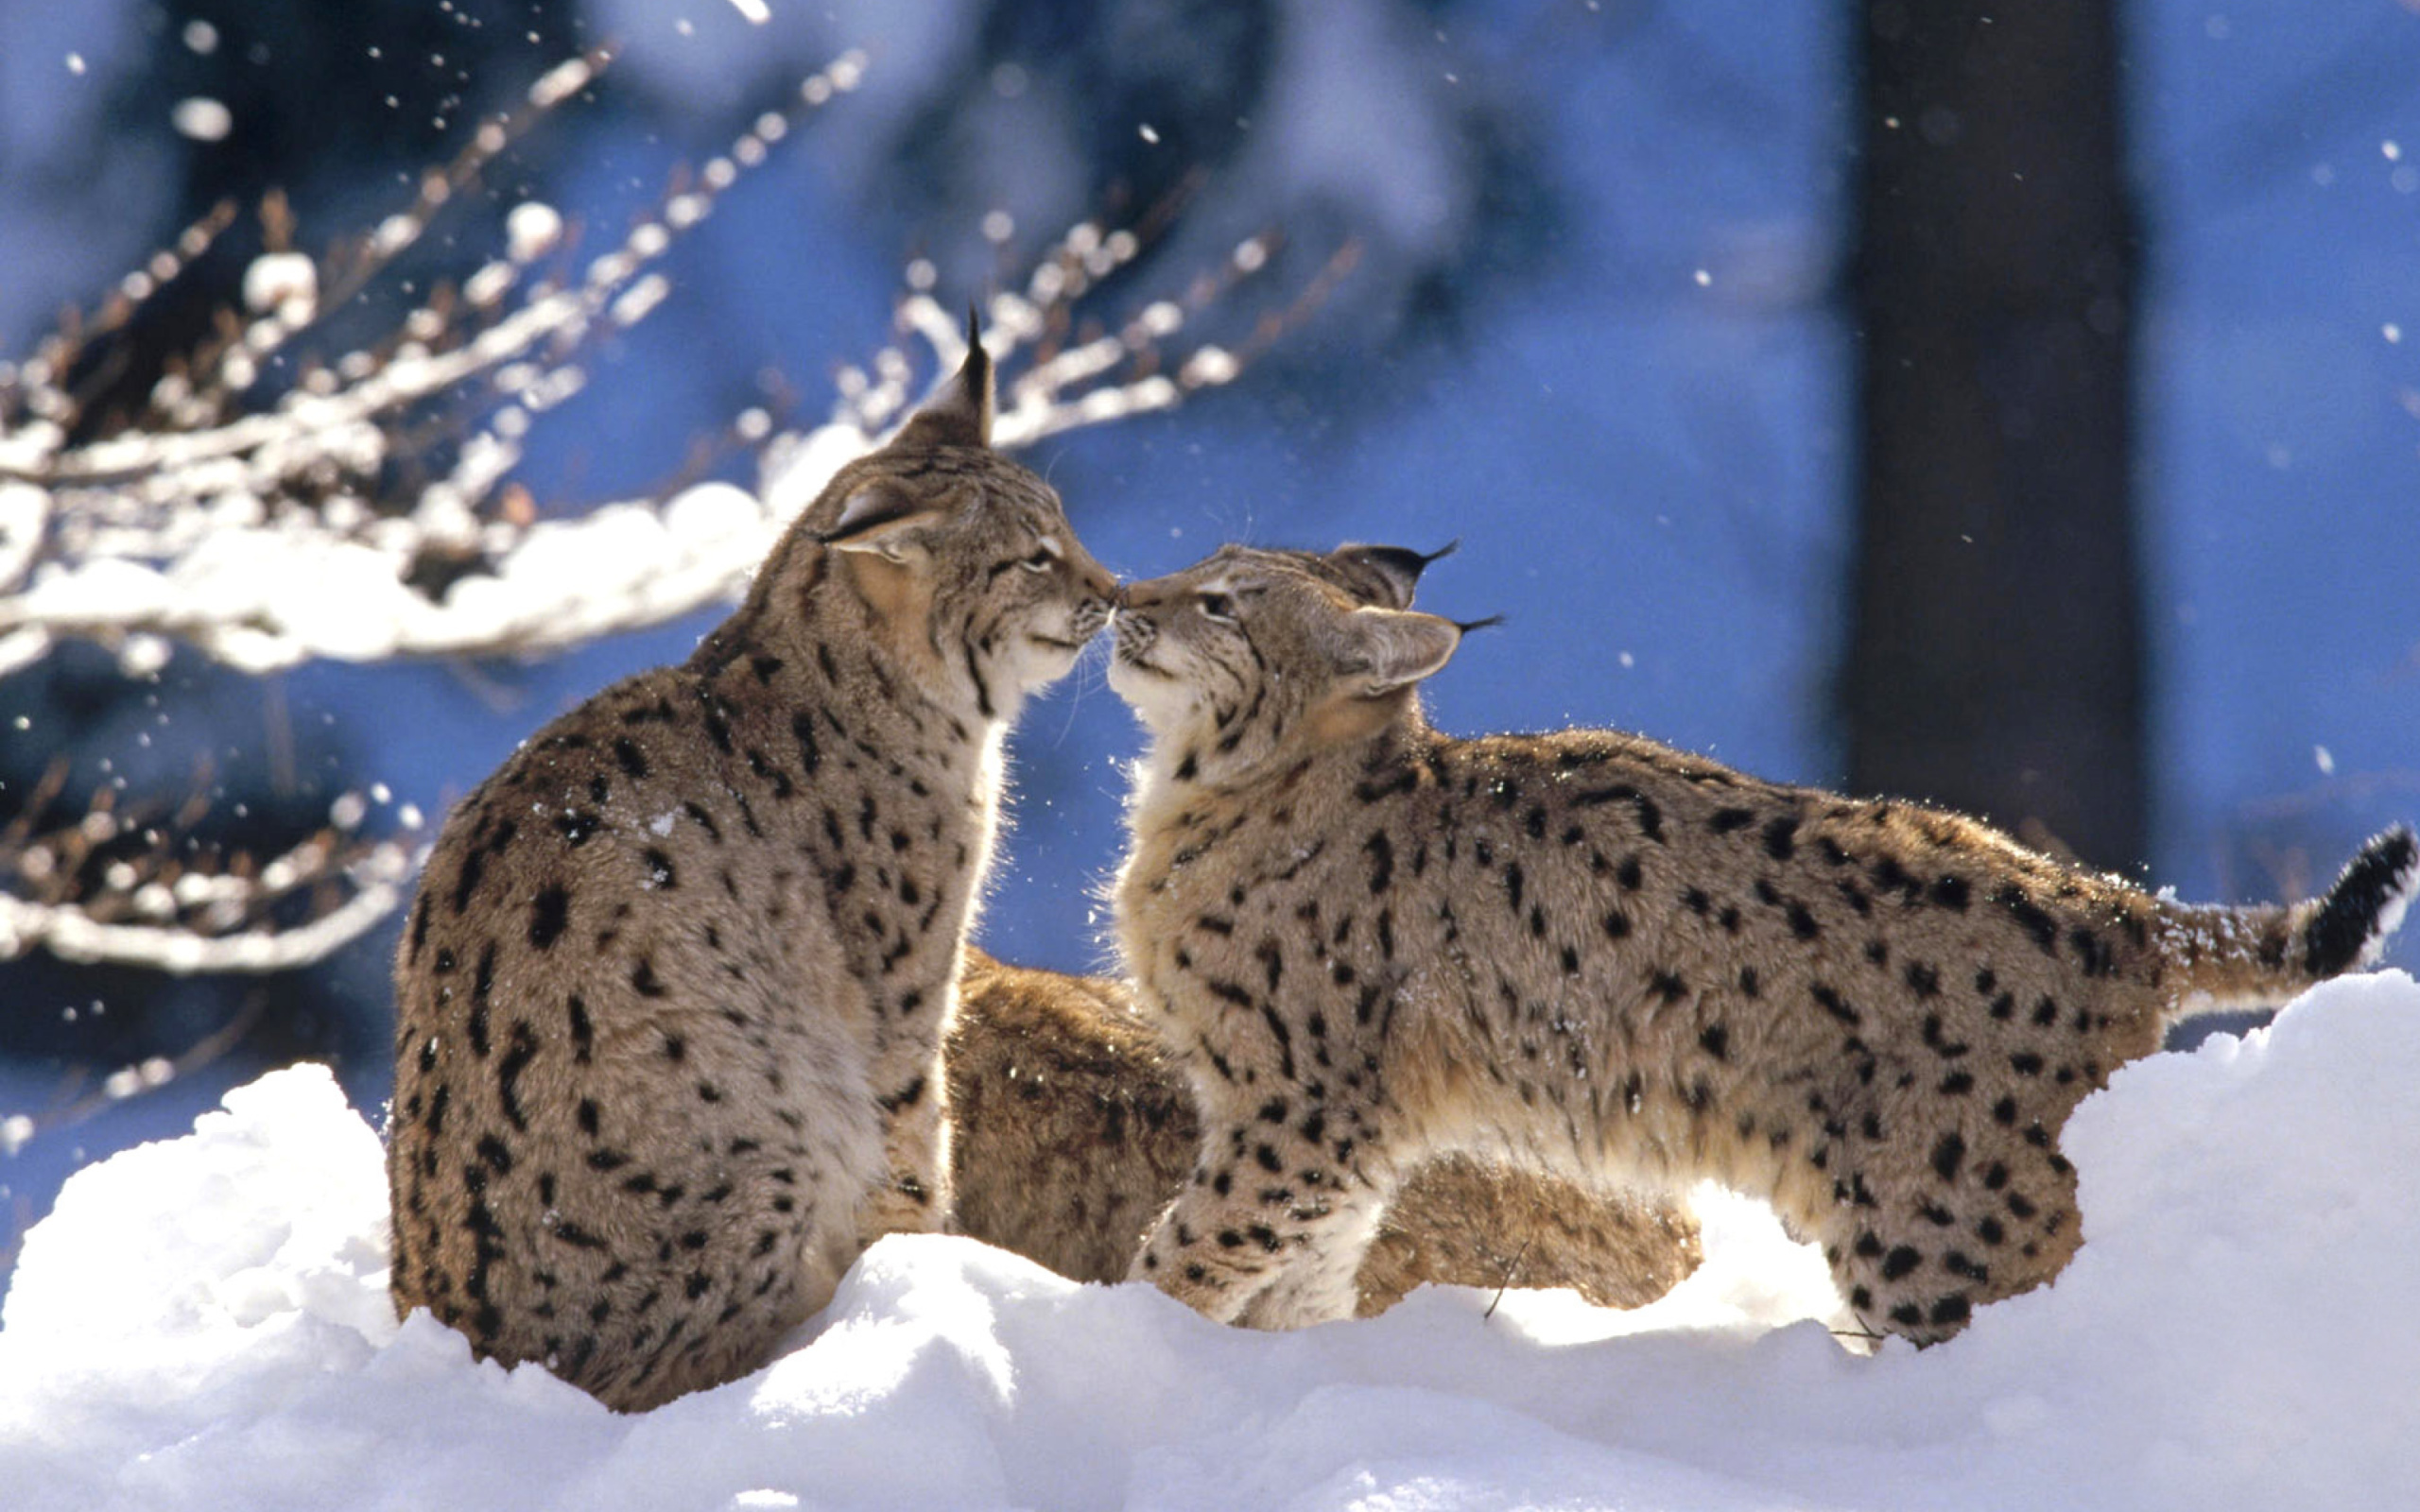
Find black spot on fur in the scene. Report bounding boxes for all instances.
[1699,1023,1729,1060]
[450,849,488,915]
[1871,856,1921,902]
[496,1022,538,1131]
[1762,815,1798,861]
[1931,1131,1965,1183]
[1995,885,2059,951]
[613,737,649,779]
[468,944,496,1056]
[528,886,570,950]
[566,994,594,1063]
[1882,1246,1921,1280]
[2069,928,2114,977]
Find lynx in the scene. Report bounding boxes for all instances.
[947,541,1698,1312]
[948,947,1703,1313]
[388,324,1117,1410]
[1107,545,2417,1340]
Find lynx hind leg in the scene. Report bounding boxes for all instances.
[1361,1160,1703,1315]
[1820,1143,2083,1345]
[1131,1115,1394,1328]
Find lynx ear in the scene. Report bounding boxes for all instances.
[1331,541,1458,610]
[1332,606,1462,696]
[891,303,994,451]
[821,484,942,561]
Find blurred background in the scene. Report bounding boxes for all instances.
[3,0,2416,1282]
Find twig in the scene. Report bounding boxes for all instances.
[1483,1235,1535,1319]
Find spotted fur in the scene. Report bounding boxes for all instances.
[388,330,1117,1409]
[949,947,1701,1313]
[1107,547,2417,1340]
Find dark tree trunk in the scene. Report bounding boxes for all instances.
[1846,0,2147,870]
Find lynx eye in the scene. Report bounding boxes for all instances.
[1018,538,1063,573]
[1196,592,1237,625]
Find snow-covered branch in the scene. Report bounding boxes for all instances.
[0,43,1339,680]
[0,767,422,973]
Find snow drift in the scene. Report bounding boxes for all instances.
[4,971,2417,1512]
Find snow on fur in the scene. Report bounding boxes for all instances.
[5,972,2418,1511]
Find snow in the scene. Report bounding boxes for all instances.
[504,201,563,263]
[168,97,232,144]
[6,973,2416,1510]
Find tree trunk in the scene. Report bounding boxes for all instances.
[1846,0,2146,870]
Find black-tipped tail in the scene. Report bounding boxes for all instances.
[2303,826,2419,977]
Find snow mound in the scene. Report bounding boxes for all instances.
[5,974,2418,1511]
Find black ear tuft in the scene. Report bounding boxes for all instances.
[891,302,995,451]
[1332,541,1459,610]
[1451,612,1506,636]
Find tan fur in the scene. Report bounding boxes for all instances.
[948,948,1702,1312]
[387,337,1117,1410]
[1107,546,2415,1340]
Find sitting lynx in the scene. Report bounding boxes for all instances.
[948,948,1703,1313]
[388,323,1117,1410]
[1108,544,2417,1339]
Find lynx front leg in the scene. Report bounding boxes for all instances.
[1130,1113,1393,1329]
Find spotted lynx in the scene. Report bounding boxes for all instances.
[388,326,1117,1410]
[1108,545,2417,1339]
[949,948,1703,1313]
[946,541,1698,1312]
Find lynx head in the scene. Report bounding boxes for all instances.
[798,316,1117,720]
[1109,542,1464,784]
